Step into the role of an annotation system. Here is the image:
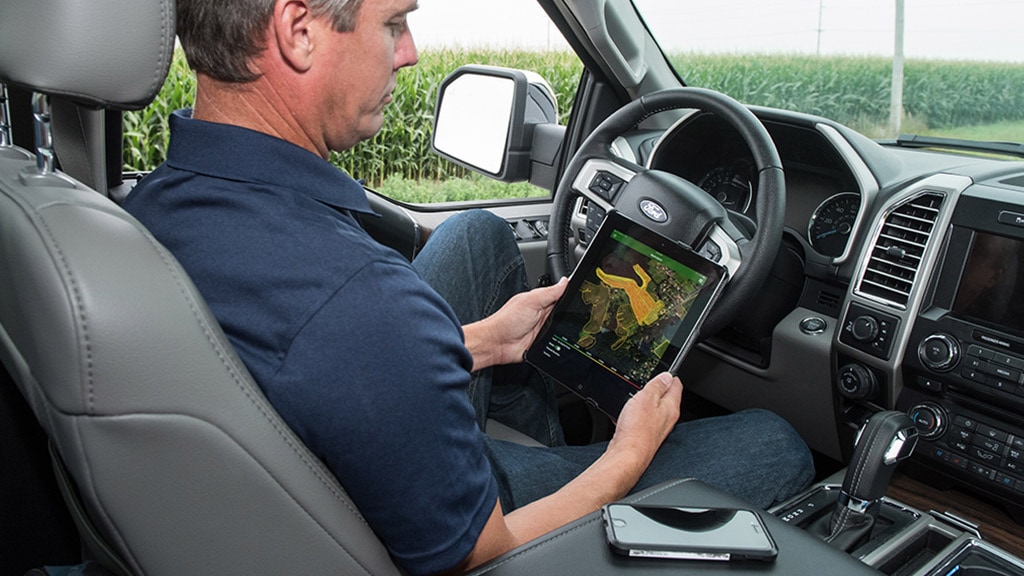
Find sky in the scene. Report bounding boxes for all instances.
[409,0,1024,63]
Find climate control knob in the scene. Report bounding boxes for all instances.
[908,402,946,439]
[918,334,960,372]
[838,363,877,401]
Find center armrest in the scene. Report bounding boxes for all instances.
[471,478,882,575]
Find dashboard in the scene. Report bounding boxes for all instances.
[645,111,862,259]
[630,105,1024,523]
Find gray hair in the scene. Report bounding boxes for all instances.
[176,0,365,83]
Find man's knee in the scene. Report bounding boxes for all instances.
[437,209,512,242]
[746,408,815,485]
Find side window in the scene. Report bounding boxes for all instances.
[123,2,582,206]
[342,0,581,204]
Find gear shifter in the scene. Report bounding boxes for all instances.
[813,410,919,552]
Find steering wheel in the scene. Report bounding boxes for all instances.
[547,88,786,337]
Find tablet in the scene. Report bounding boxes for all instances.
[526,211,728,418]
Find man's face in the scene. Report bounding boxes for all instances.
[316,0,419,152]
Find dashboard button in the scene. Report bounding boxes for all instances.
[799,316,827,334]
[971,447,999,463]
[917,376,944,392]
[969,462,997,480]
[954,415,978,430]
[992,352,1024,370]
[977,424,1008,443]
[951,427,973,443]
[987,378,1017,393]
[974,436,1004,454]
[997,210,1024,228]
[961,367,987,383]
[995,474,1017,489]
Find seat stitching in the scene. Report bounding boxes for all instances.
[30,197,379,575]
[33,213,96,414]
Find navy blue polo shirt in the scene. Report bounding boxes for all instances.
[123,111,498,574]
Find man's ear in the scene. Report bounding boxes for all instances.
[272,0,316,72]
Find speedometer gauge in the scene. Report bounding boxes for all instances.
[808,192,860,257]
[698,166,752,212]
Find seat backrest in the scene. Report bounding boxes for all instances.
[0,2,400,574]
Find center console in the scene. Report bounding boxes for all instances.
[832,171,1024,526]
[774,477,1024,576]
[897,185,1024,522]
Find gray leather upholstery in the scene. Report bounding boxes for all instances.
[0,0,174,110]
[0,157,402,574]
[0,0,403,573]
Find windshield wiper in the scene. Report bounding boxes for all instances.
[889,134,1024,159]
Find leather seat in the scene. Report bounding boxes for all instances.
[0,1,402,573]
[0,0,553,571]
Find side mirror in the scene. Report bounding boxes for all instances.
[432,65,559,183]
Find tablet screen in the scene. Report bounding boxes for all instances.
[526,211,727,418]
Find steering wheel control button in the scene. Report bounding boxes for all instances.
[918,333,960,372]
[588,171,624,201]
[585,206,607,233]
[799,316,827,335]
[840,303,899,360]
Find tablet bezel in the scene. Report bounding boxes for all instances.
[526,211,728,418]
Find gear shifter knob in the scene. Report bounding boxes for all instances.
[813,410,918,552]
[840,410,919,512]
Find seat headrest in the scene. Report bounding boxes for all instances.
[0,0,175,110]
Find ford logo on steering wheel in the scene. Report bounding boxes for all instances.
[639,199,668,223]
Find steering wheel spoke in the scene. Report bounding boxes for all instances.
[570,157,639,213]
[698,224,743,279]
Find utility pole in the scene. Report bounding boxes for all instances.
[817,0,824,56]
[889,0,905,136]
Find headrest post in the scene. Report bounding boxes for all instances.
[32,93,56,174]
[0,84,11,147]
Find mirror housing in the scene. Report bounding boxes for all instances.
[432,65,559,183]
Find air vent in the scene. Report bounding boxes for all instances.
[857,192,944,308]
[817,289,842,311]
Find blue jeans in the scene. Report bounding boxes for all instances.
[414,210,815,511]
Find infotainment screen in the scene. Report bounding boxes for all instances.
[951,231,1024,335]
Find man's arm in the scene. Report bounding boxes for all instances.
[462,277,567,372]
[453,372,684,573]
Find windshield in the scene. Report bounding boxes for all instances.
[632,0,1024,145]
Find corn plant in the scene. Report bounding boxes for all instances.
[125,47,1024,188]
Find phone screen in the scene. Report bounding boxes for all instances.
[603,504,777,561]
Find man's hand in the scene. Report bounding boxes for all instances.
[461,371,683,572]
[463,277,567,371]
[608,372,683,469]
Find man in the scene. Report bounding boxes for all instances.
[124,0,814,573]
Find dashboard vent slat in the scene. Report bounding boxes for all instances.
[857,192,944,308]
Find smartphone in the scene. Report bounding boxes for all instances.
[602,503,778,562]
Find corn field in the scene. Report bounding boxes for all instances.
[124,48,1024,187]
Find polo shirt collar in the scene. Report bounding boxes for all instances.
[164,110,375,215]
